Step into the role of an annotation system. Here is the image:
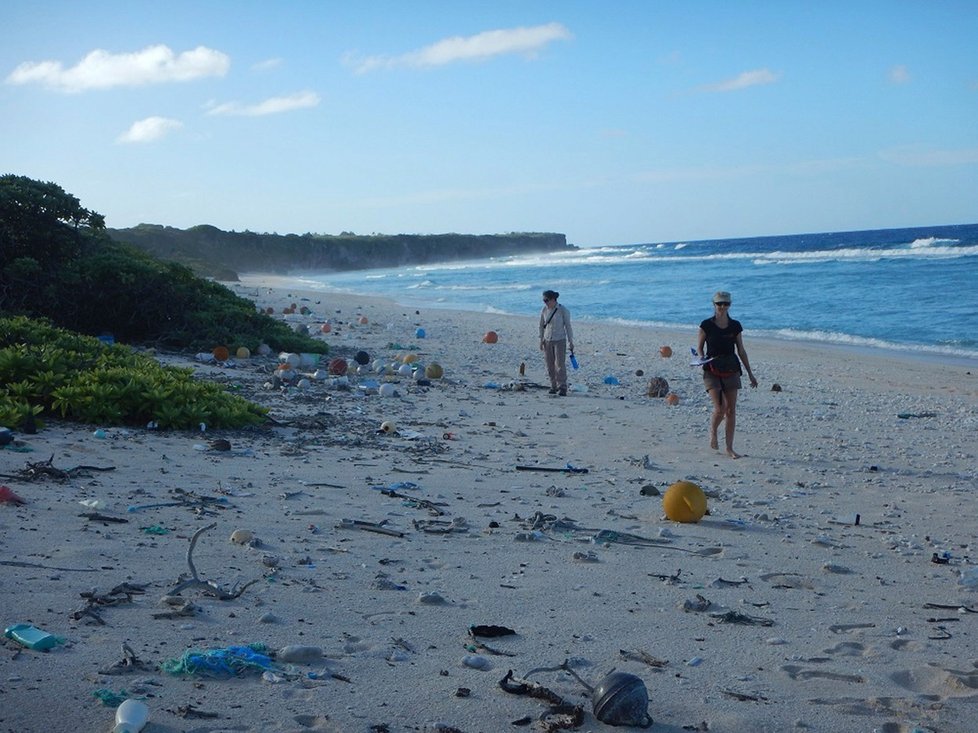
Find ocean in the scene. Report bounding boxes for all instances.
[277,223,978,362]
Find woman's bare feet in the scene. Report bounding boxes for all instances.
[726,448,742,459]
[710,434,719,450]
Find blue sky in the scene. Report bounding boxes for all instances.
[2,1,976,246]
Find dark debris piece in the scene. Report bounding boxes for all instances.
[174,705,220,719]
[470,624,516,638]
[619,649,668,668]
[2,454,115,482]
[72,583,146,624]
[499,670,565,706]
[710,610,774,626]
[99,643,154,675]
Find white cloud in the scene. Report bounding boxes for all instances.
[117,116,183,144]
[632,156,867,183]
[879,145,978,166]
[700,68,780,93]
[5,44,229,93]
[252,57,283,72]
[889,64,910,84]
[205,90,320,117]
[345,22,572,74]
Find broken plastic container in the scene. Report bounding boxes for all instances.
[3,623,61,651]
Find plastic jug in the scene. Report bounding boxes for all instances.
[113,699,149,733]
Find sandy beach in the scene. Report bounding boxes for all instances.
[2,280,976,733]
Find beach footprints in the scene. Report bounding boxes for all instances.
[292,713,332,730]
[760,572,815,590]
[781,664,866,684]
[822,640,870,657]
[889,637,926,653]
[889,663,978,698]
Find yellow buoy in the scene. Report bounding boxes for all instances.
[662,480,707,523]
[425,363,444,379]
[236,346,251,359]
[402,353,419,364]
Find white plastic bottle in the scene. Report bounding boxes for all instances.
[113,699,149,733]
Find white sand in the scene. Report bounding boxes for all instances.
[1,280,976,733]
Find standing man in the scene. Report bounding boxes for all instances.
[539,289,574,396]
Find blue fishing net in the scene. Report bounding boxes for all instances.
[160,643,276,678]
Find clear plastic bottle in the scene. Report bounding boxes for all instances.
[113,699,149,733]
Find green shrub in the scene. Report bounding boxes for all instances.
[0,316,267,430]
[2,175,328,354]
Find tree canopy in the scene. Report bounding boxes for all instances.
[0,174,324,353]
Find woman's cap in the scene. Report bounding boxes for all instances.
[713,290,731,304]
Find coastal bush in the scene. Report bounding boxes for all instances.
[1,174,328,354]
[0,316,268,430]
[49,240,326,352]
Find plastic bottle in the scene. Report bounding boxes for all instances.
[113,699,149,733]
[569,352,579,370]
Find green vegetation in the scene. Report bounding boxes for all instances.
[1,174,327,353]
[0,316,267,430]
[0,174,329,431]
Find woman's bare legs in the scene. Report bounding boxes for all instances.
[707,387,741,458]
[707,388,723,450]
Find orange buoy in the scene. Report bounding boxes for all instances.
[320,322,332,334]
[659,346,673,358]
[265,306,275,315]
[662,480,707,523]
[212,345,230,361]
[357,316,369,325]
[482,330,498,344]
[665,392,680,405]
[328,357,348,375]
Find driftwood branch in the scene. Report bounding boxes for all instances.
[499,666,586,733]
[167,522,260,600]
[3,454,115,482]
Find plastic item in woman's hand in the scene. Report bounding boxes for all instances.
[569,352,579,369]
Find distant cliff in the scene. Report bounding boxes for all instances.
[107,224,576,280]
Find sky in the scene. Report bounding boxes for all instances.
[2,1,977,247]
